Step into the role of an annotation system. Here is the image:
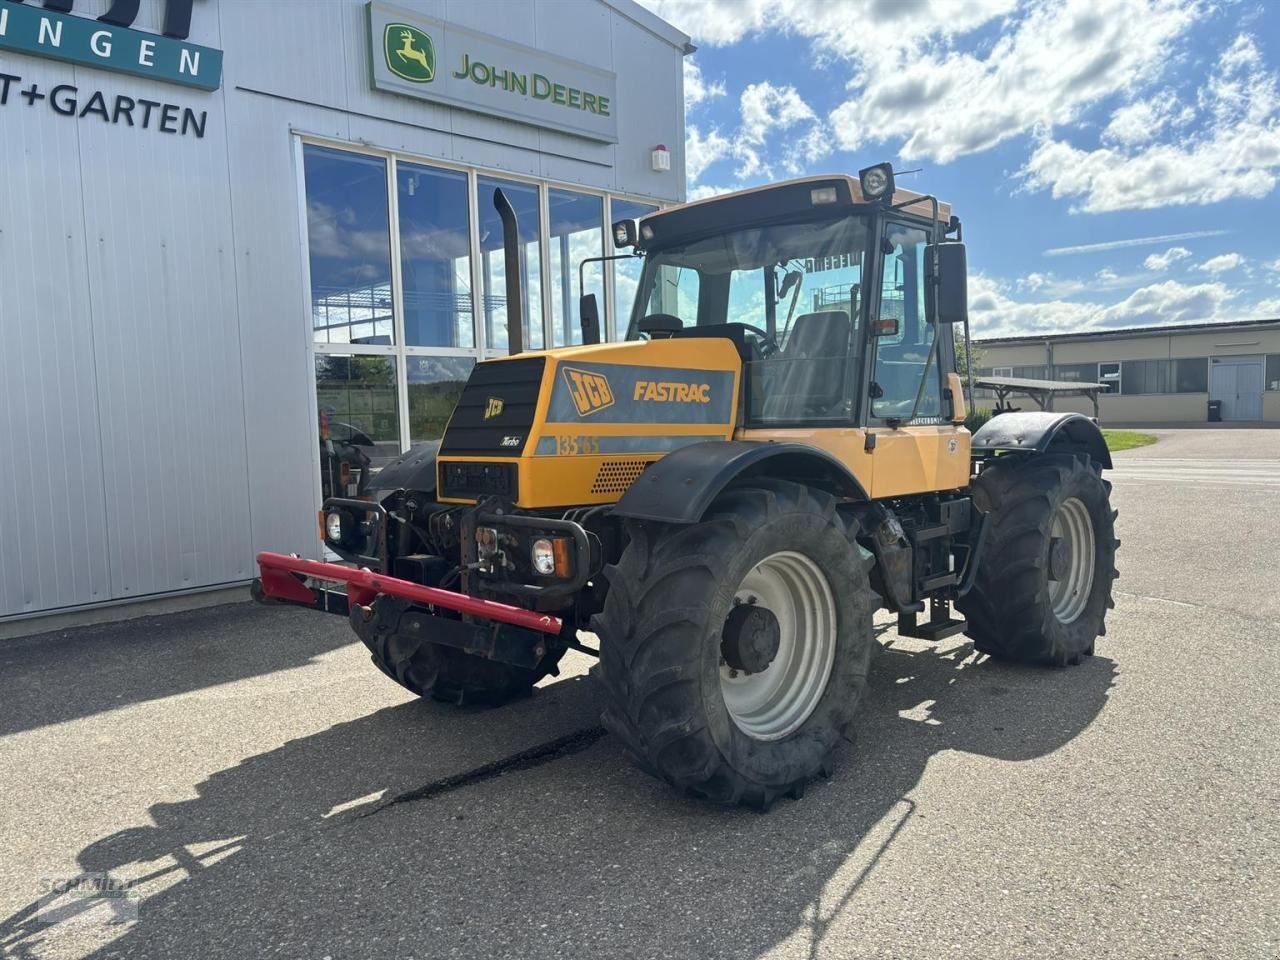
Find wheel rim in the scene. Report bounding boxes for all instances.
[719,551,837,741]
[1048,497,1095,624]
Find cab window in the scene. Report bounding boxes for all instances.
[870,224,941,421]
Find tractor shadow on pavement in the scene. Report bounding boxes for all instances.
[1,634,1116,960]
[0,602,352,738]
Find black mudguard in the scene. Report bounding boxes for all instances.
[970,412,1112,469]
[613,440,868,524]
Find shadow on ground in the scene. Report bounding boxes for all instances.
[0,603,352,737]
[1,634,1115,960]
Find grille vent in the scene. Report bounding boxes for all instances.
[591,459,654,494]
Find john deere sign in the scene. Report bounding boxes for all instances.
[0,0,223,92]
[367,1,617,144]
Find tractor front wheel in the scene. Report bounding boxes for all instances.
[959,453,1119,666]
[592,480,875,808]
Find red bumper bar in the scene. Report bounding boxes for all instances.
[254,552,563,635]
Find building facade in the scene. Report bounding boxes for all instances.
[975,320,1280,424]
[0,0,689,622]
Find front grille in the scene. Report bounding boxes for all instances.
[591,459,654,494]
[440,462,518,500]
[440,358,546,457]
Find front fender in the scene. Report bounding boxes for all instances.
[612,440,869,524]
[971,412,1112,469]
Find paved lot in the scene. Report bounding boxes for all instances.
[2,429,1277,959]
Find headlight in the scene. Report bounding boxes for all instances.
[325,511,345,543]
[531,538,556,576]
[858,162,895,202]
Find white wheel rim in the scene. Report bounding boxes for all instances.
[720,551,837,741]
[1049,497,1095,624]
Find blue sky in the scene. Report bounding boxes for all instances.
[639,0,1280,337]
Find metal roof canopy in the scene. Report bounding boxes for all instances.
[975,375,1109,420]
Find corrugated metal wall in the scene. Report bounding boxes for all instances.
[0,0,687,619]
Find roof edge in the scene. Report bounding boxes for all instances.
[975,317,1280,346]
[599,0,693,52]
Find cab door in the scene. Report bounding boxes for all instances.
[865,221,968,497]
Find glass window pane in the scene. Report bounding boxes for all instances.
[1052,362,1098,382]
[549,189,603,346]
[397,163,474,348]
[1175,357,1208,393]
[645,264,700,325]
[477,177,543,351]
[304,146,395,346]
[871,223,940,420]
[315,355,401,498]
[408,356,475,443]
[611,199,657,339]
[1267,355,1280,391]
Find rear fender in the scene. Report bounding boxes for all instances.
[970,412,1112,470]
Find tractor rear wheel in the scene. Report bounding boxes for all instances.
[363,627,566,706]
[958,453,1119,666]
[592,480,875,808]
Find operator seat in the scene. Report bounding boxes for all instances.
[761,311,851,419]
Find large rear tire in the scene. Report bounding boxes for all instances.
[592,480,875,808]
[958,454,1119,666]
[363,627,566,706]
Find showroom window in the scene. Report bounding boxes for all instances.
[300,140,663,494]
[549,189,604,347]
[477,175,544,353]
[304,147,395,346]
[397,162,474,349]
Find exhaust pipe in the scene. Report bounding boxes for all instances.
[493,188,524,356]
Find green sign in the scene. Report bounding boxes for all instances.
[383,22,434,84]
[0,3,223,92]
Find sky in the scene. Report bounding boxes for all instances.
[637,0,1280,339]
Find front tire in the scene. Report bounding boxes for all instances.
[592,480,875,807]
[363,624,566,706]
[958,454,1119,666]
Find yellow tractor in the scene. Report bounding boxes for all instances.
[254,164,1118,808]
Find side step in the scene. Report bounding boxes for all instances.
[897,597,967,642]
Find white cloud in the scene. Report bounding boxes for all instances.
[687,182,743,202]
[685,125,731,182]
[683,58,724,110]
[1102,97,1193,146]
[1197,252,1244,274]
[1264,258,1280,273]
[1044,230,1228,257]
[1021,33,1280,212]
[1143,246,1192,271]
[971,273,1238,338]
[1247,296,1280,318]
[739,82,815,144]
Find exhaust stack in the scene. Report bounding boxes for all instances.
[492,188,524,356]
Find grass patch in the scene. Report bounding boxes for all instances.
[1102,429,1157,451]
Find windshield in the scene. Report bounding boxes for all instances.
[625,216,870,424]
[625,216,869,344]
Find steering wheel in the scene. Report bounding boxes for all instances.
[737,323,781,358]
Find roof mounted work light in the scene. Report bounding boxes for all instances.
[858,162,895,204]
[612,218,639,249]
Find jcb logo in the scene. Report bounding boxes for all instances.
[562,367,614,417]
[483,397,505,420]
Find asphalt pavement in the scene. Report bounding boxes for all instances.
[1,428,1276,959]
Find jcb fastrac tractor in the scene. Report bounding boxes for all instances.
[254,164,1119,808]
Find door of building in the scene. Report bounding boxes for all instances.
[1210,356,1264,421]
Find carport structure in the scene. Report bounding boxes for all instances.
[976,375,1108,420]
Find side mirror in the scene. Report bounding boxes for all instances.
[612,218,638,249]
[579,293,602,345]
[926,241,968,325]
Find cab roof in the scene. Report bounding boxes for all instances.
[639,175,952,251]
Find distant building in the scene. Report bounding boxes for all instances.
[974,319,1280,424]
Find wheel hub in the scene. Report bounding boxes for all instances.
[721,601,781,675]
[1047,536,1070,581]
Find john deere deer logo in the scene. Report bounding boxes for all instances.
[384,24,434,83]
[562,367,615,417]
